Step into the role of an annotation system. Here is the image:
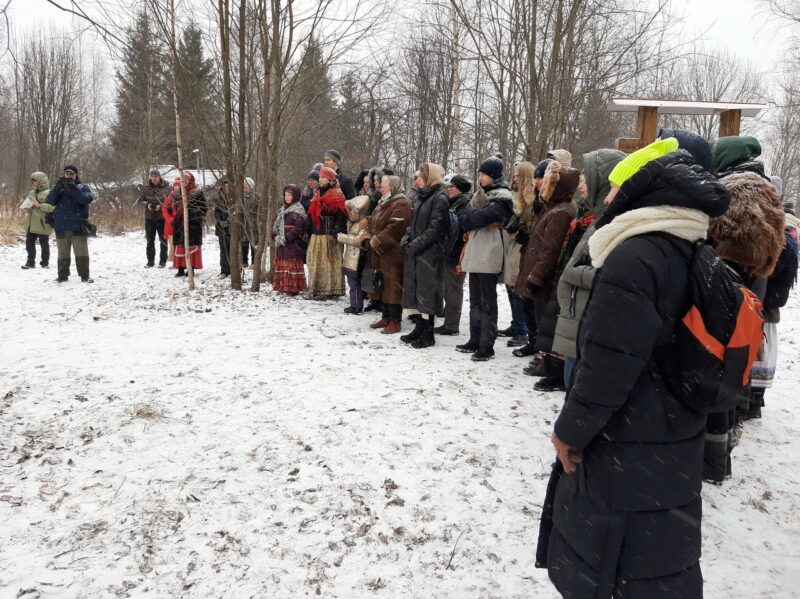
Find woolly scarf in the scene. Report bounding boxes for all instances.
[589,206,709,267]
[272,201,306,247]
[307,184,347,229]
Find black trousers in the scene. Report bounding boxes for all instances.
[145,219,167,265]
[25,232,50,266]
[468,272,499,350]
[218,229,232,275]
[241,242,255,265]
[523,297,538,345]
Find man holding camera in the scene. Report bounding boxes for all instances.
[136,169,169,268]
[47,164,94,283]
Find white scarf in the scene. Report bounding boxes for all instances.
[589,206,709,267]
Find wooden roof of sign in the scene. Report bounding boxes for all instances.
[607,97,767,117]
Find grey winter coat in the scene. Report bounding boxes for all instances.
[552,149,625,357]
[458,183,514,274]
[402,184,449,316]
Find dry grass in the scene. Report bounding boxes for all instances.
[131,402,165,421]
[0,190,144,246]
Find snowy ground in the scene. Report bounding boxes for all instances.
[0,232,798,599]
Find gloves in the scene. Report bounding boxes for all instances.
[526,281,540,296]
[400,234,410,248]
[516,230,530,246]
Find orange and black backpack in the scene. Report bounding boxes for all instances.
[656,236,765,413]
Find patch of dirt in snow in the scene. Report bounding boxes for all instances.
[0,233,797,598]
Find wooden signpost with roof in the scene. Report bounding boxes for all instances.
[607,98,768,152]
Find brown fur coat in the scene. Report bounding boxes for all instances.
[710,172,785,278]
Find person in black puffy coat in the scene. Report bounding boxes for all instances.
[538,149,730,599]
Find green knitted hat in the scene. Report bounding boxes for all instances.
[608,137,680,188]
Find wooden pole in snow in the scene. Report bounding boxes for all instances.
[168,0,194,289]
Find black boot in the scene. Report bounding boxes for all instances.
[434,325,459,336]
[512,342,537,358]
[364,300,382,313]
[175,268,187,278]
[455,340,479,353]
[401,319,425,344]
[703,434,728,485]
[411,318,435,349]
[534,376,566,392]
[523,353,547,377]
[21,263,35,270]
[471,348,495,361]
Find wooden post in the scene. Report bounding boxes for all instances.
[719,109,742,138]
[636,106,659,146]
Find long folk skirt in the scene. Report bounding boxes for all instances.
[174,244,203,269]
[273,257,307,294]
[306,234,345,297]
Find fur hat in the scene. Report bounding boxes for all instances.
[307,170,320,182]
[709,172,786,278]
[478,155,504,181]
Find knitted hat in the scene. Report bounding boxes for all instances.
[319,166,338,182]
[547,149,572,167]
[478,155,504,181]
[63,165,79,175]
[324,149,342,165]
[149,168,161,177]
[534,159,552,179]
[608,137,679,188]
[450,175,472,194]
[307,170,320,181]
[244,177,255,190]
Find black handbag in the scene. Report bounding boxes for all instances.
[361,267,383,294]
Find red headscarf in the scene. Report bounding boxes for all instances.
[307,183,347,229]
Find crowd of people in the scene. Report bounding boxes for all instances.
[19,134,799,597]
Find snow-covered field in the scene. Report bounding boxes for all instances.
[0,232,798,599]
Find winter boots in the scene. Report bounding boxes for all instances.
[534,377,566,392]
[471,348,495,362]
[410,318,435,349]
[512,342,537,357]
[455,340,479,354]
[434,325,459,336]
[507,334,528,348]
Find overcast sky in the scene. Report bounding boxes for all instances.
[5,0,792,81]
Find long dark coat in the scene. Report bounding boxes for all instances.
[367,194,412,305]
[402,185,449,316]
[172,189,208,247]
[540,150,731,599]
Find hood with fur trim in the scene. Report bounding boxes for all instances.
[710,171,786,278]
[345,195,371,221]
[539,161,580,205]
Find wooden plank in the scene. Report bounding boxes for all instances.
[616,138,643,153]
[719,109,742,137]
[636,106,659,145]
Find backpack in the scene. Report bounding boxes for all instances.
[445,209,461,254]
[657,237,764,413]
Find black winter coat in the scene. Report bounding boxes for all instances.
[402,185,449,316]
[447,192,471,264]
[173,189,208,247]
[336,170,356,200]
[546,234,706,594]
[763,230,799,322]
